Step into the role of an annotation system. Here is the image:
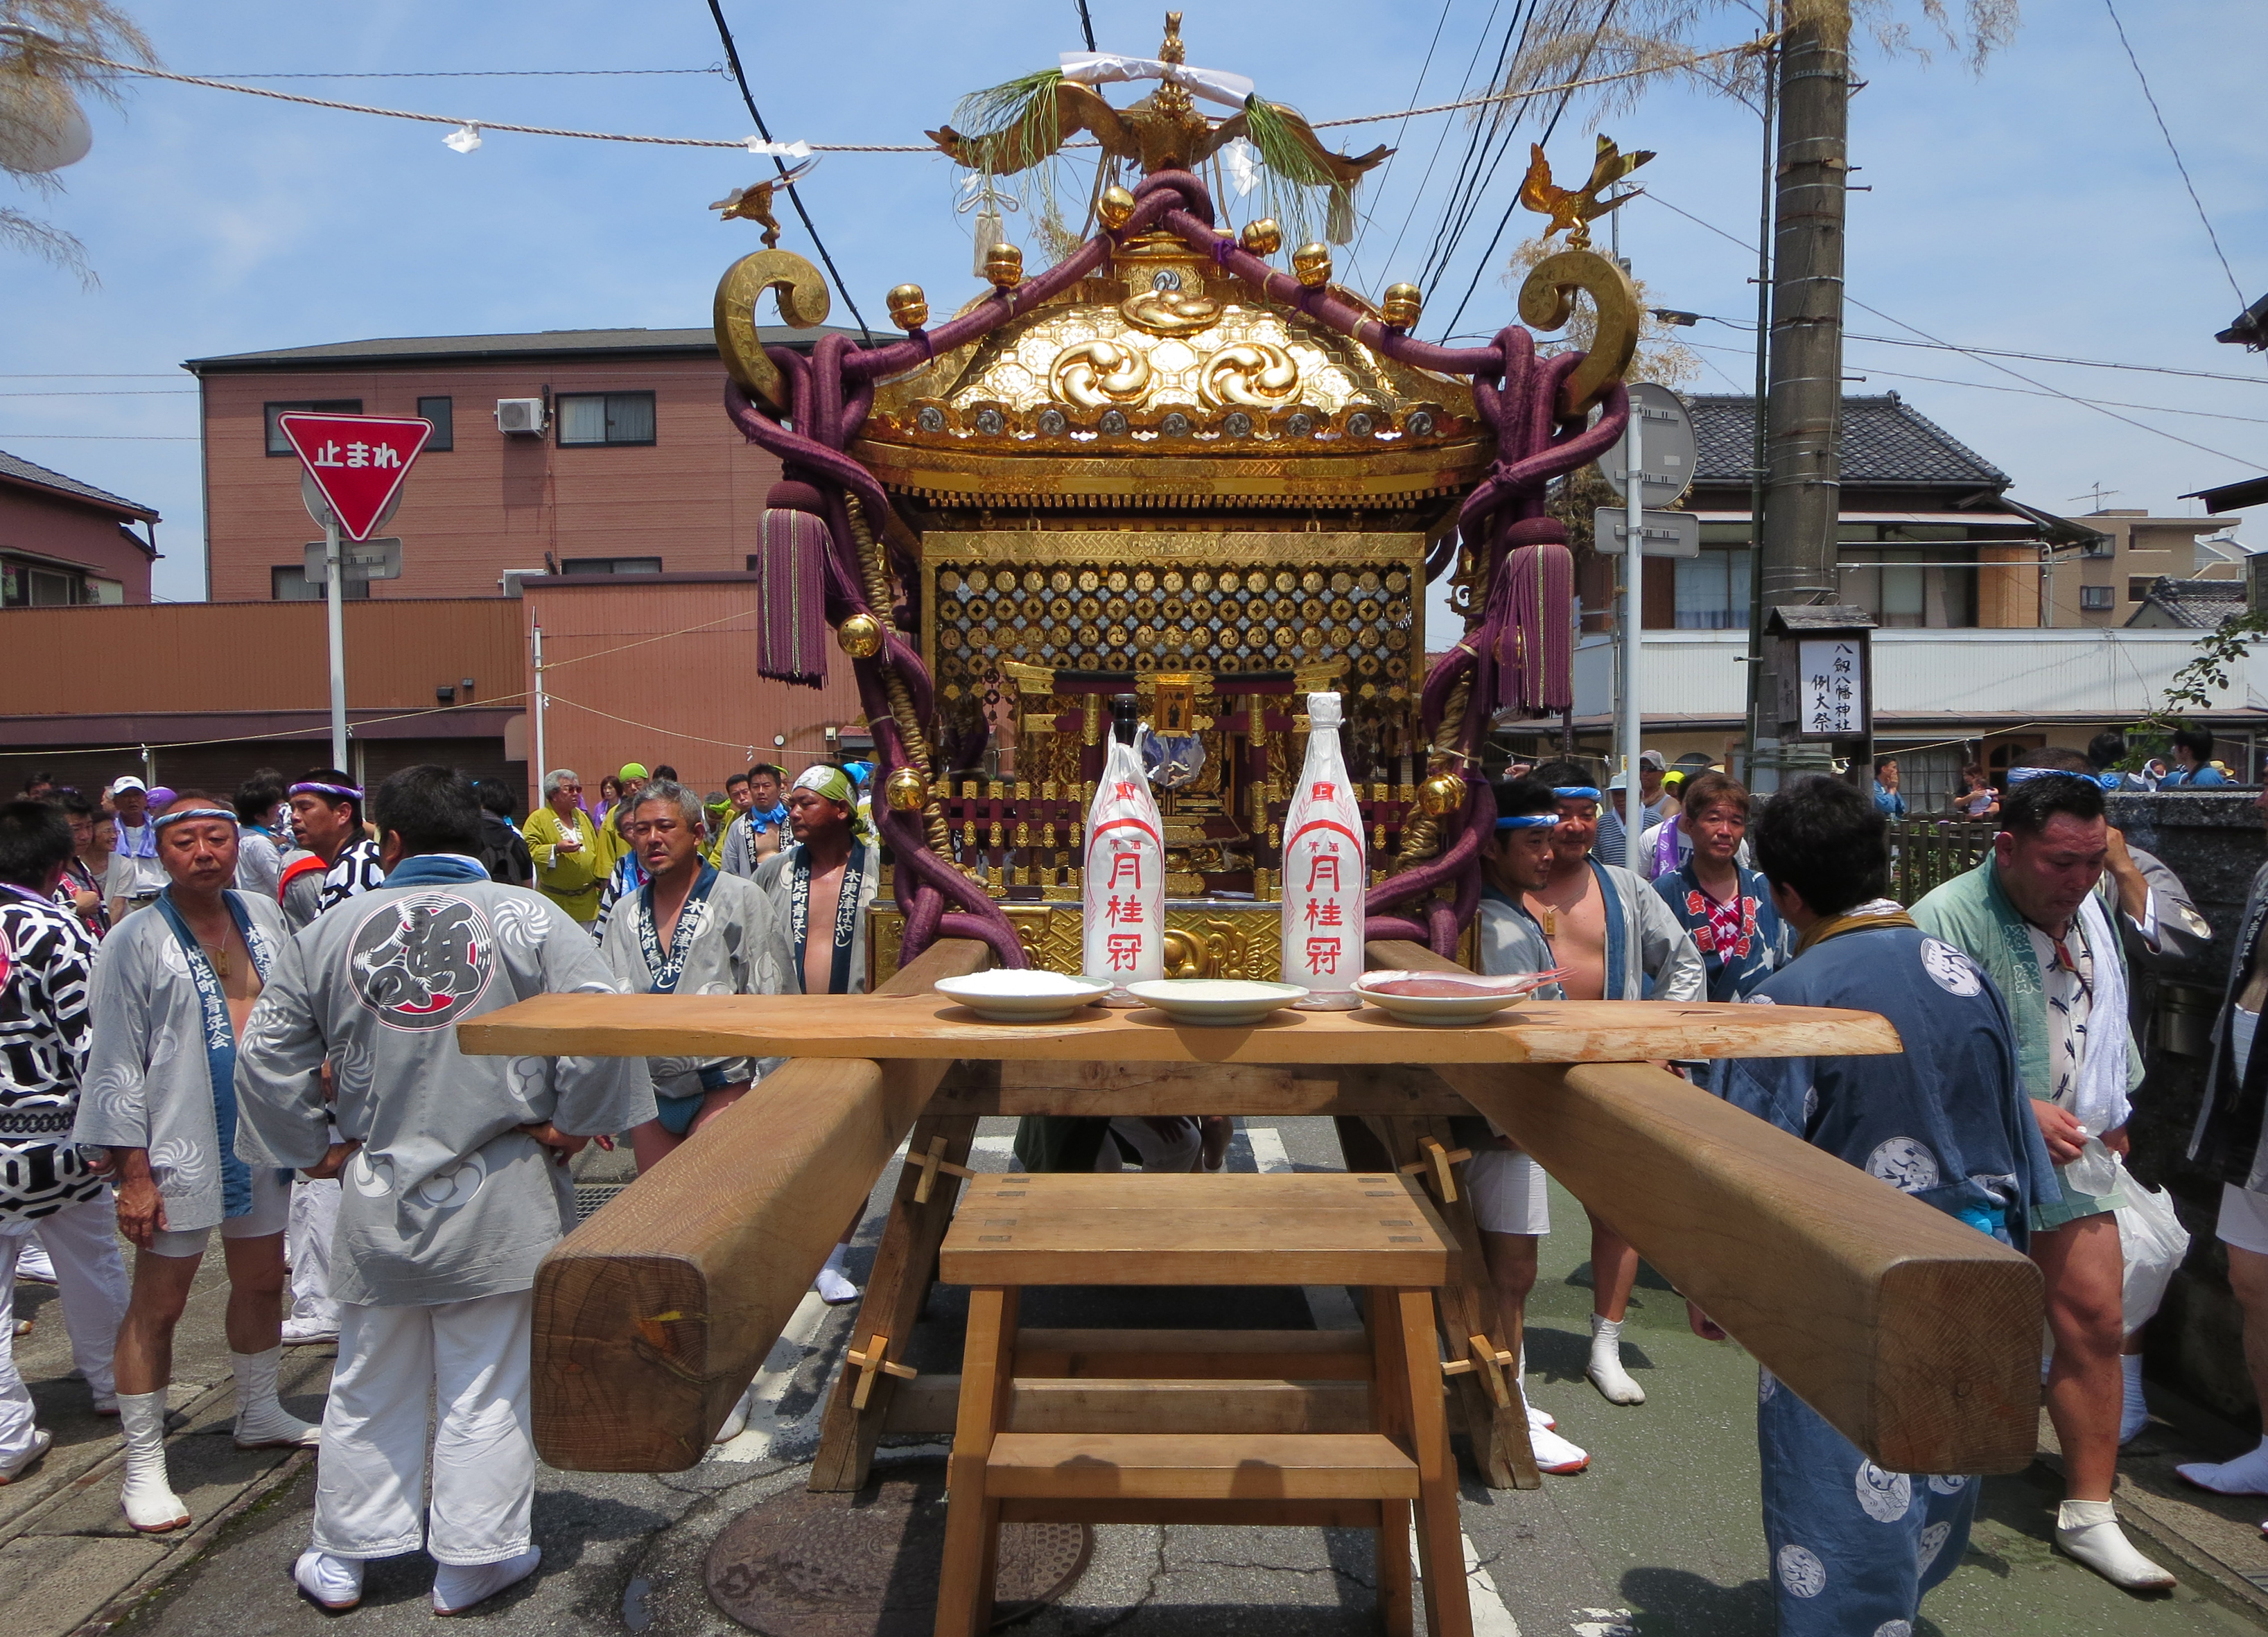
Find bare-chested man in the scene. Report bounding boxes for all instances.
[1521,760,1705,1407]
[756,766,880,1304]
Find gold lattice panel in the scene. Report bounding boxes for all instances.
[923,531,1422,701]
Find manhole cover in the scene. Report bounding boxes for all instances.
[706,1461,1088,1636]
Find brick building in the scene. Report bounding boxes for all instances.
[0,449,161,606]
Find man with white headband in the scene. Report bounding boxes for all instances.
[756,764,879,1304]
[1521,759,1703,1410]
[1913,753,2172,1589]
[281,771,383,931]
[234,765,654,1615]
[75,794,319,1535]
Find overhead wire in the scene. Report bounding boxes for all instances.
[702,0,872,343]
[1632,190,2265,468]
[1377,0,1506,275]
[1435,0,1621,342]
[192,67,728,80]
[2100,0,2247,309]
[1415,0,1538,294]
[1074,0,1097,53]
[1345,0,1459,274]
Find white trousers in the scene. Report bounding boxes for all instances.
[313,1289,535,1566]
[286,1179,342,1327]
[1093,1116,1201,1173]
[0,1191,130,1461]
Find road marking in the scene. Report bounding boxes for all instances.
[1244,1124,1296,1173]
[710,1287,835,1463]
[1411,1521,1524,1635]
[1571,1610,1637,1636]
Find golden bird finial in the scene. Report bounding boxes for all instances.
[1517,135,1655,250]
[708,157,819,249]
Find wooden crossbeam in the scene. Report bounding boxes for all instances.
[1399,1136,1472,1202]
[1440,1335,1517,1408]
[909,1135,977,1205]
[458,990,1901,1066]
[845,1331,920,1409]
[522,938,989,1472]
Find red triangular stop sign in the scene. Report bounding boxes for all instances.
[277,412,433,541]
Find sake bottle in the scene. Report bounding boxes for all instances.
[1082,695,1165,1004]
[1279,691,1366,1009]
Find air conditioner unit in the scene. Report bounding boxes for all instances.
[495,398,547,436]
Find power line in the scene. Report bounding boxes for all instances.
[2100,0,2247,308]
[702,0,872,344]
[193,67,726,80]
[1379,0,1505,275]
[1639,191,2268,384]
[1416,0,1537,294]
[1074,0,1097,52]
[1347,0,1459,274]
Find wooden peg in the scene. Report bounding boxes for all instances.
[844,1331,919,1409]
[908,1135,976,1205]
[1399,1137,1472,1203]
[1440,1333,1517,1408]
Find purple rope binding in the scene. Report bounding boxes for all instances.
[725,169,1628,970]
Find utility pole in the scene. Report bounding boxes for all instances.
[1748,0,1850,787]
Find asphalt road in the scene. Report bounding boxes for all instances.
[103,1116,2268,1637]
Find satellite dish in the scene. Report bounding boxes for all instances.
[0,69,92,173]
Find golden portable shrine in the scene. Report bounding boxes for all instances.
[716,12,1639,987]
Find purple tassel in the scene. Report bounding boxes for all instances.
[756,507,830,688]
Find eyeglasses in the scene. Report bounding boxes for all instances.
[560,784,584,791]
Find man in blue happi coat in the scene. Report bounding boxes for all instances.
[1704,776,2064,1634]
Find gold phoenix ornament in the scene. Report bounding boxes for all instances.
[1517,135,1655,251]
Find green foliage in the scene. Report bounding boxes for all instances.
[1240,96,1344,247]
[2129,607,2267,751]
[950,69,1065,178]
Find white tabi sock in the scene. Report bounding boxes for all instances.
[231,1347,320,1448]
[2178,1435,2268,1496]
[2055,1500,2175,1589]
[433,1545,541,1615]
[293,1548,363,1611]
[2120,1354,2149,1444]
[813,1243,860,1306]
[1587,1314,1646,1406]
[115,1390,189,1533]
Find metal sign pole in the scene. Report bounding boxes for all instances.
[325,513,348,769]
[532,622,548,798]
[1621,408,1644,813]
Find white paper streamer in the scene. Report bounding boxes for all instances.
[1059,52,1254,110]
[744,137,812,159]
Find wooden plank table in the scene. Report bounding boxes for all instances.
[460,938,2044,1491]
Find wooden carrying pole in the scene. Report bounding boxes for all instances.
[1368,940,2043,1475]
[526,938,989,1471]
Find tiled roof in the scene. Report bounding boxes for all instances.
[0,449,159,520]
[184,324,885,372]
[1686,392,2009,488]
[2133,577,2248,629]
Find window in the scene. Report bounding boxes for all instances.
[264,399,363,454]
[417,395,453,450]
[556,392,656,447]
[2,559,85,606]
[2080,585,2116,611]
[2129,575,2159,603]
[272,566,369,601]
[1672,548,1751,629]
[559,557,662,575]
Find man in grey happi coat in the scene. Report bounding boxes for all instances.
[601,780,783,1173]
[234,766,654,1617]
[77,796,318,1535]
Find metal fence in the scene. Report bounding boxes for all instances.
[1887,818,1996,906]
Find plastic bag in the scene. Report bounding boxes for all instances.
[2118,1175,2192,1336]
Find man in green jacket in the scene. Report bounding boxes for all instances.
[1912,763,2170,1590]
[524,770,602,927]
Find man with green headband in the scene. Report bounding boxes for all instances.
[756,764,879,1304]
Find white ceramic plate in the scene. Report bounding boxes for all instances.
[934,970,1115,1023]
[1353,969,1561,1027]
[1127,978,1311,1028]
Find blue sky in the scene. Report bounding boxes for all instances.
[6,0,2263,603]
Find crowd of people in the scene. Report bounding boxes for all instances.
[0,751,882,1613]
[1,733,2262,1629]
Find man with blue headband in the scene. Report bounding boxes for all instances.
[1522,759,1702,1408]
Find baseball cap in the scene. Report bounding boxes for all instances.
[1639,749,1666,771]
[1607,772,1629,791]
[618,762,649,781]
[110,776,147,794]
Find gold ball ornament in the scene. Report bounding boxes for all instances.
[984,240,1024,291]
[1239,218,1282,257]
[884,767,928,813]
[1291,243,1332,290]
[1418,772,1467,816]
[885,283,929,330]
[1381,282,1424,329]
[837,612,885,658]
[1097,184,1137,229]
